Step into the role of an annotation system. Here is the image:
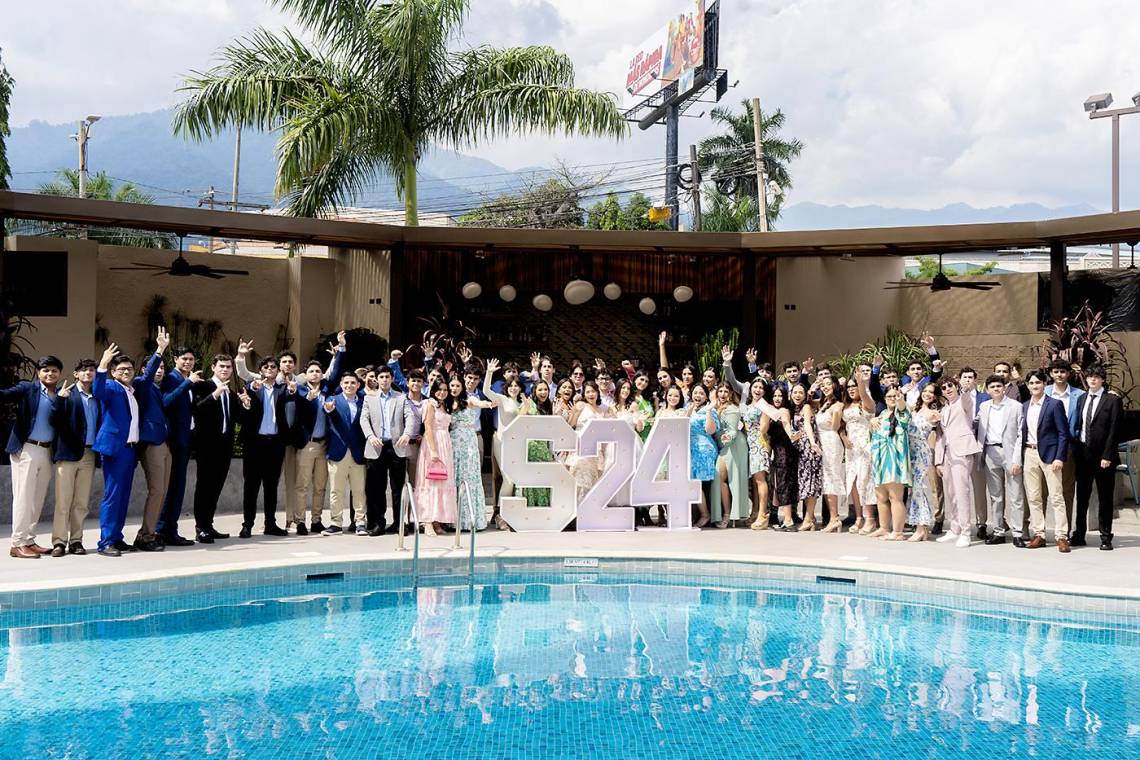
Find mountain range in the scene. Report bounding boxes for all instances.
[6,108,1105,228]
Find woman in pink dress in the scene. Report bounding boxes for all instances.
[416,378,457,535]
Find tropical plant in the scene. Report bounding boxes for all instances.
[141,294,228,363]
[701,191,761,232]
[313,327,388,376]
[25,170,175,248]
[173,0,626,224]
[586,192,670,231]
[412,294,477,375]
[694,327,738,373]
[827,327,927,379]
[0,46,12,193]
[697,100,803,227]
[905,256,997,280]
[1036,301,1135,406]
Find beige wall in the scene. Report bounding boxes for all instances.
[95,244,290,360]
[6,236,99,365]
[329,247,392,341]
[775,256,904,364]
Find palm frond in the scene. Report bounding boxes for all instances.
[444,83,625,146]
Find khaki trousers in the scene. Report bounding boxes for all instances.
[404,441,421,492]
[137,443,172,542]
[10,444,52,547]
[328,454,366,528]
[1024,447,1067,538]
[52,449,95,545]
[294,440,329,523]
[282,445,298,525]
[930,464,945,523]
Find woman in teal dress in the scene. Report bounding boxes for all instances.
[688,385,719,528]
[520,380,553,508]
[869,385,911,541]
[448,376,495,531]
[709,382,751,527]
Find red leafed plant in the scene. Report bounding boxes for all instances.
[410,293,478,375]
[1036,301,1135,406]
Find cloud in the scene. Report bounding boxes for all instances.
[5,0,1139,210]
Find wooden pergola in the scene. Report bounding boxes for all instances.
[4,189,1140,350]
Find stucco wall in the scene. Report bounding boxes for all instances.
[775,256,904,364]
[330,247,391,341]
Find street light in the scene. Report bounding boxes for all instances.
[71,115,102,198]
[1085,91,1140,268]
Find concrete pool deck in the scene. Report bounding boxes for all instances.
[2,507,1139,600]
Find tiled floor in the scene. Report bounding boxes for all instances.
[3,506,1139,598]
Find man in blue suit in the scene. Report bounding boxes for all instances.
[49,358,101,556]
[1,355,63,558]
[1021,370,1070,551]
[156,345,200,546]
[322,372,367,534]
[1045,359,1085,524]
[92,339,158,557]
[135,330,198,551]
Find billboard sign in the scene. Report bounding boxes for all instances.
[624,0,706,106]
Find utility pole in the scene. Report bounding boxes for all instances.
[73,115,100,198]
[750,97,769,232]
[689,143,702,232]
[230,127,241,254]
[199,186,216,253]
[665,103,680,231]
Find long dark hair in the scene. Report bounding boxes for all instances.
[445,374,468,414]
[614,378,635,410]
[427,378,448,408]
[532,380,553,415]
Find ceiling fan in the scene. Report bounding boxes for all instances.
[884,252,1002,292]
[109,236,249,280]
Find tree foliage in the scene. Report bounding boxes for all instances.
[586,192,669,231]
[457,178,584,229]
[696,99,803,228]
[173,0,626,225]
[0,46,12,193]
[23,170,175,248]
[700,191,760,232]
[906,256,997,279]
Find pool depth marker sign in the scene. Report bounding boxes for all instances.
[498,416,700,532]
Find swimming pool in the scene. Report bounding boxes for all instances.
[2,561,1137,759]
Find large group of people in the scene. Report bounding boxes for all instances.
[0,326,1128,559]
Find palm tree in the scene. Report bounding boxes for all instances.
[697,99,803,227]
[700,191,760,233]
[0,46,12,193]
[173,0,627,225]
[29,170,174,248]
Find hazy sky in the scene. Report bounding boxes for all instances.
[4,0,1139,209]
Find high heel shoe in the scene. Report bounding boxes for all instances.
[868,527,887,538]
[907,527,929,542]
[694,514,710,529]
[798,521,817,532]
[858,521,878,536]
[851,517,865,534]
[822,520,841,534]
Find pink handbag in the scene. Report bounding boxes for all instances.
[426,460,448,480]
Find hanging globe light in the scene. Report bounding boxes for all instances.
[603,283,622,300]
[461,282,482,299]
[499,285,517,302]
[638,297,657,315]
[563,279,595,305]
[673,285,693,303]
[532,294,553,311]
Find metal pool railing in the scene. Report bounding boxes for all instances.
[396,482,421,590]
[460,480,477,583]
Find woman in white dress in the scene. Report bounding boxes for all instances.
[611,379,647,516]
[816,377,847,532]
[566,381,612,498]
[839,371,878,534]
[482,358,528,530]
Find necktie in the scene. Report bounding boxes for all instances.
[1084,393,1097,441]
[222,391,230,434]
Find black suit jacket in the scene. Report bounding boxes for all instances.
[50,390,101,463]
[1074,390,1123,464]
[191,381,238,448]
[238,383,296,445]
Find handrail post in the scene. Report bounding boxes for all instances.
[397,483,420,592]
[461,481,477,582]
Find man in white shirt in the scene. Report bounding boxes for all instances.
[974,374,1024,545]
[1044,360,1085,523]
[92,343,147,557]
[1021,370,1071,551]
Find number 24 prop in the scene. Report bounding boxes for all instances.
[498,417,700,532]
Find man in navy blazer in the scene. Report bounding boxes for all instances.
[1020,370,1070,551]
[49,358,101,556]
[1045,359,1085,520]
[92,340,157,556]
[134,330,197,551]
[322,372,368,534]
[291,335,345,534]
[156,345,200,546]
[1,355,63,558]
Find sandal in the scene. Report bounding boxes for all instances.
[821,520,842,534]
[798,521,817,532]
[858,521,878,536]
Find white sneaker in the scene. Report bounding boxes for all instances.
[936,532,959,544]
[955,533,971,548]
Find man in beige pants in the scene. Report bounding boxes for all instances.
[1021,371,1072,551]
[1,356,63,558]
[50,359,100,556]
[291,333,345,533]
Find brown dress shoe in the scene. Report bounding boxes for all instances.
[9,546,40,559]
[1057,538,1071,553]
[28,544,52,555]
[1027,536,1046,549]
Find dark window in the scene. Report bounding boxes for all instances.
[2,251,69,317]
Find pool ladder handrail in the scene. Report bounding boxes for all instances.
[459,480,477,583]
[396,482,421,590]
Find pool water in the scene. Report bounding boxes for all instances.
[1,574,1137,759]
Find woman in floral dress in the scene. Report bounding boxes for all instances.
[448,376,495,532]
[520,380,553,508]
[869,385,912,540]
[790,384,823,530]
[907,383,942,542]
